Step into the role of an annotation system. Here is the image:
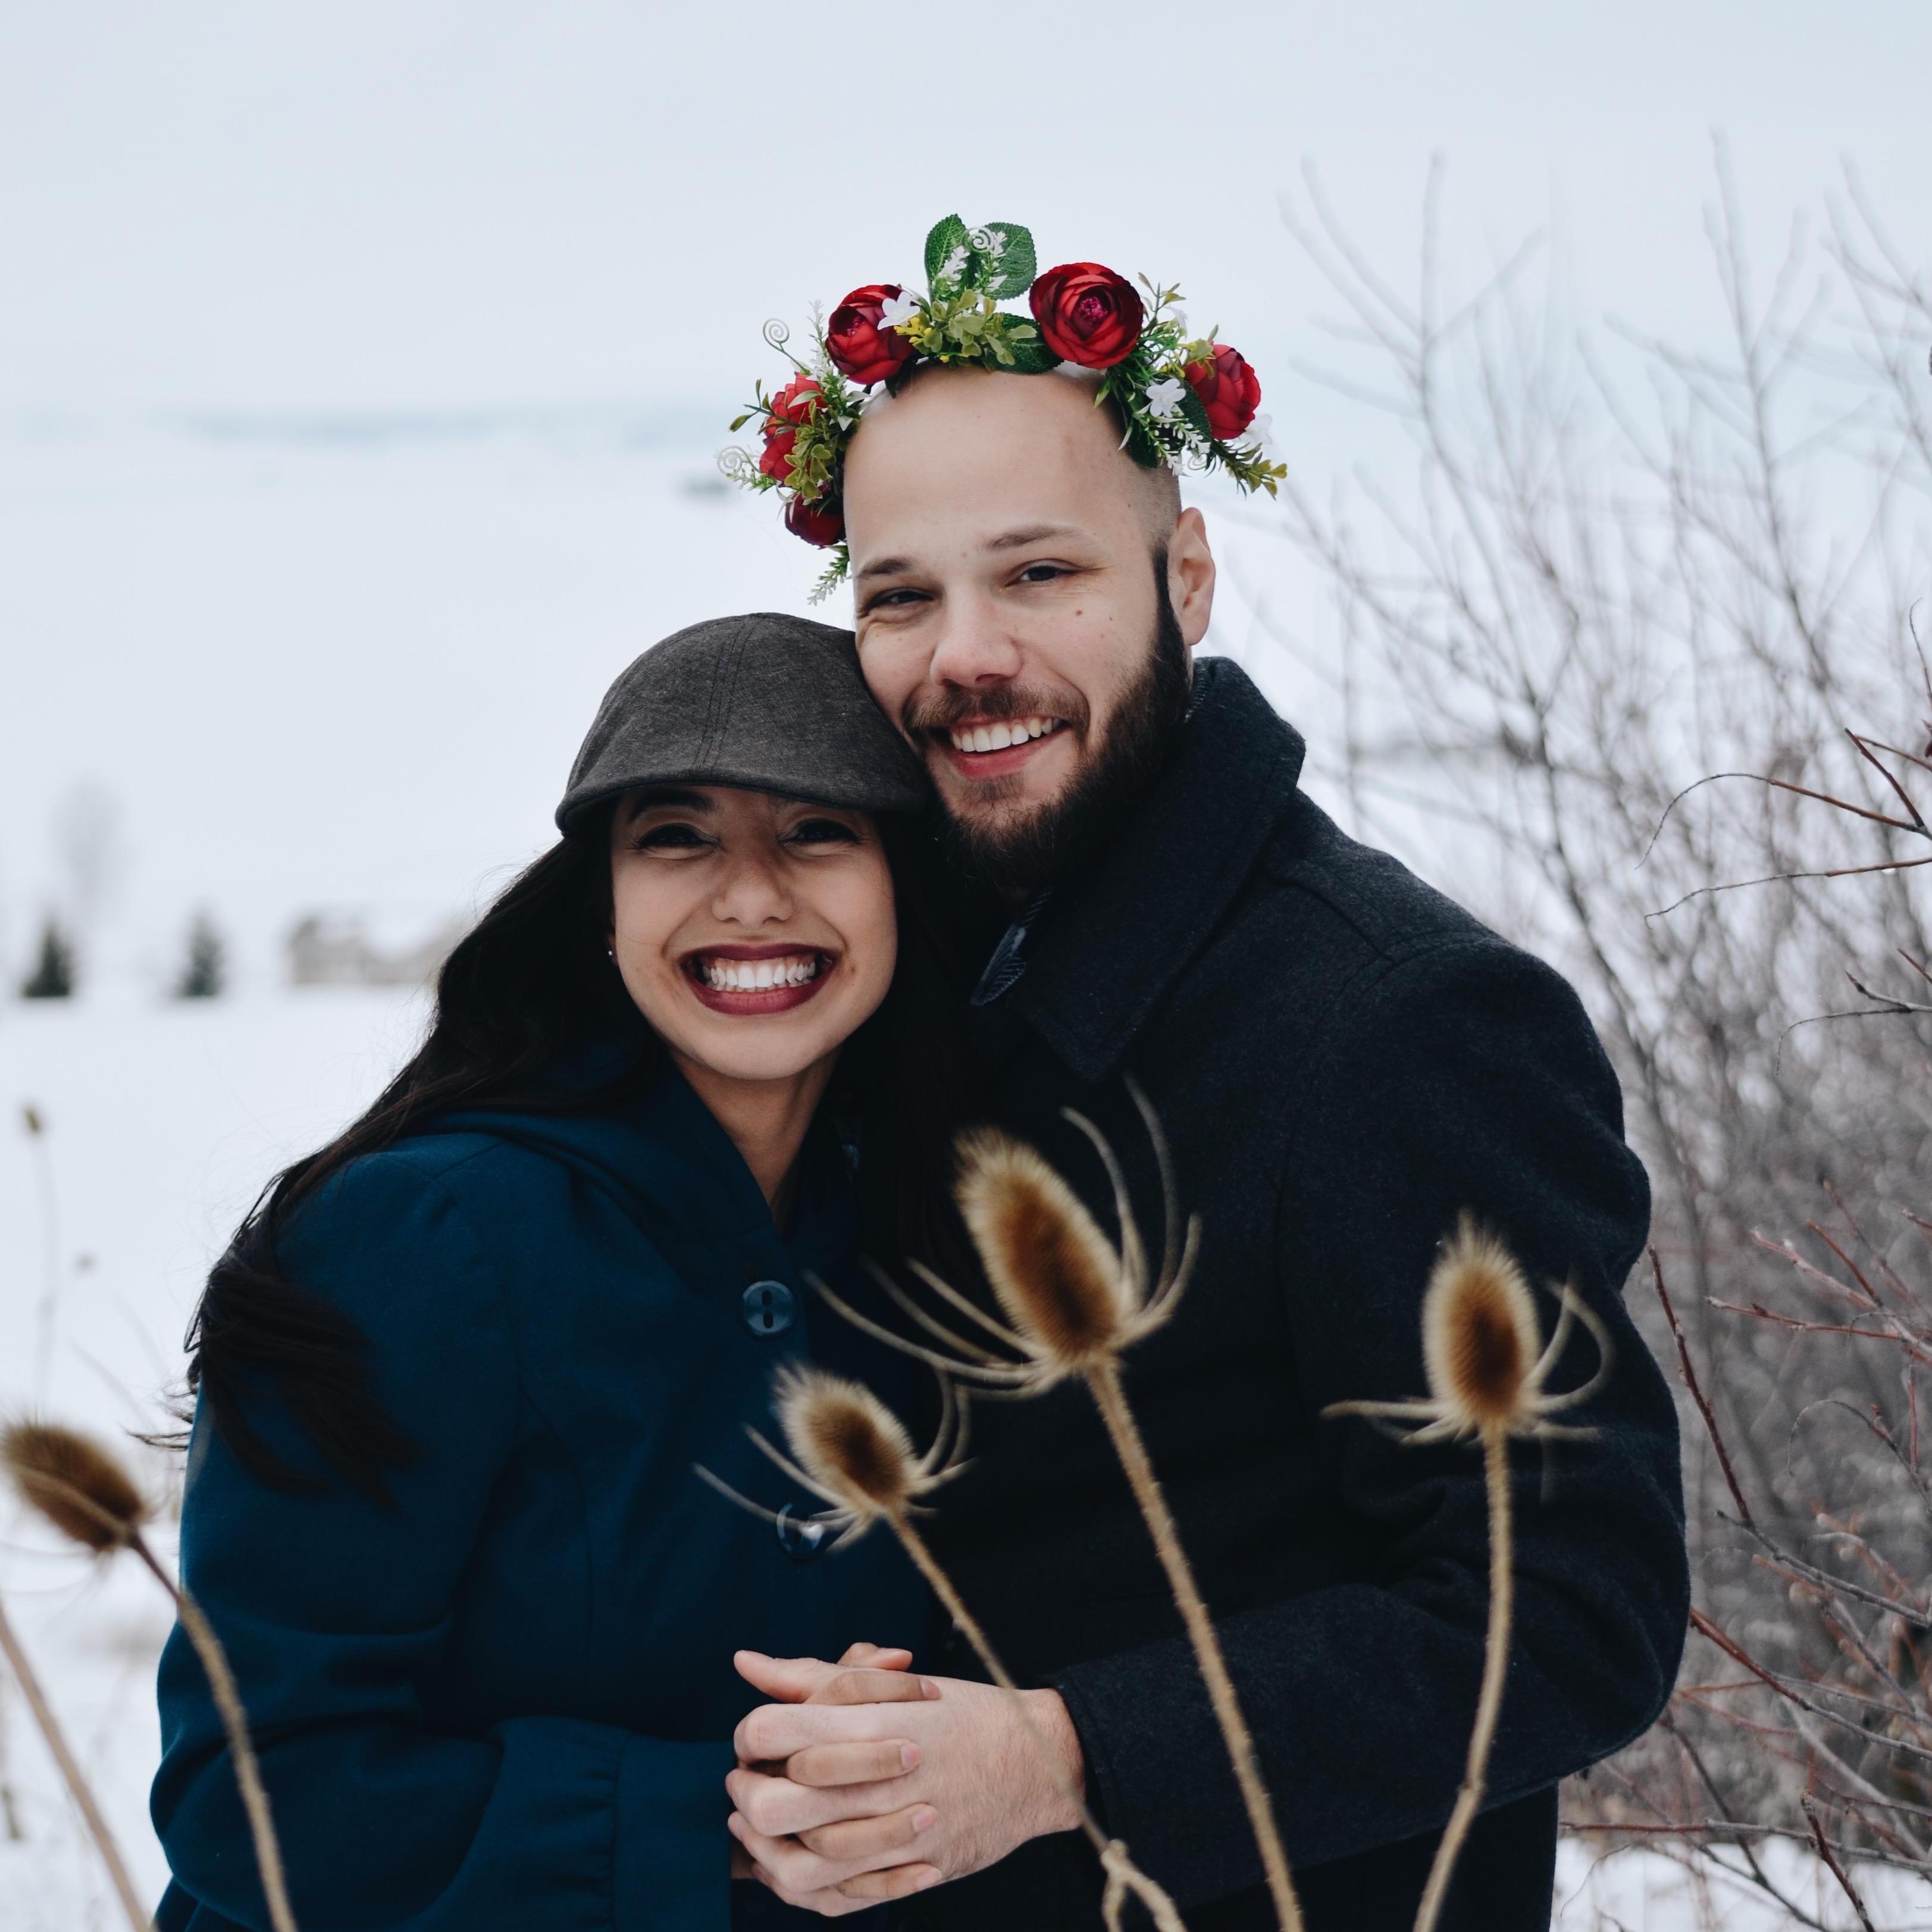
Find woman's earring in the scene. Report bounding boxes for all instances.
[606,943,616,963]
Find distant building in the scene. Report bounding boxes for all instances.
[285,912,467,988]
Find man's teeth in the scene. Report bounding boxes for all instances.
[699,954,821,992]
[948,716,1062,754]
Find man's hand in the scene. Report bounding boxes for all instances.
[727,1649,1085,1912]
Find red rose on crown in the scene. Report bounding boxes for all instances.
[758,374,823,482]
[1183,343,1262,441]
[826,284,917,387]
[784,494,844,547]
[768,374,822,426]
[1029,262,1144,368]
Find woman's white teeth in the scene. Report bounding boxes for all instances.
[700,954,820,991]
[950,716,1060,753]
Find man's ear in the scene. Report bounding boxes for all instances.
[1167,507,1216,649]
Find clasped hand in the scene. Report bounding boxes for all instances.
[728,1643,1085,1914]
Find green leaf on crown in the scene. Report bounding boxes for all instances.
[1122,419,1164,469]
[1001,331,1060,375]
[1178,385,1213,443]
[925,215,972,290]
[978,223,1037,299]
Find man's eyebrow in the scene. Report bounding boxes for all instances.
[854,524,1088,585]
[985,522,1085,553]
[622,787,713,822]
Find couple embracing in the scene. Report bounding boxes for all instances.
[152,222,1687,1932]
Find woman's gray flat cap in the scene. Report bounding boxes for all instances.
[556,613,929,832]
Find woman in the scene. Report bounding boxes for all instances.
[154,613,964,1931]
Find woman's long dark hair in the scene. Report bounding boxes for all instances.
[186,809,970,1503]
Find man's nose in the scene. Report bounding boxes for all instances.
[925,593,1025,690]
[711,850,794,925]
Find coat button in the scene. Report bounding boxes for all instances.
[741,1279,796,1336]
[775,1502,828,1563]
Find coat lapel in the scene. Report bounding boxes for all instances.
[991,659,1306,1084]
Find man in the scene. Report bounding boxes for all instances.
[725,363,1687,1928]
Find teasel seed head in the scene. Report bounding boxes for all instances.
[1423,1219,1542,1435]
[810,1091,1195,1401]
[774,1366,923,1521]
[956,1129,1132,1372]
[2,1422,151,1554]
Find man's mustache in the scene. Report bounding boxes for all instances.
[900,684,1092,739]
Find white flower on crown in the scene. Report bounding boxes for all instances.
[879,289,922,331]
[1167,424,1211,474]
[1247,412,1275,451]
[1145,377,1190,422]
[940,245,969,284]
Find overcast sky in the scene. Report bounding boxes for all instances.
[4,0,1928,418]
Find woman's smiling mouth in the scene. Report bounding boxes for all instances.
[682,945,834,1014]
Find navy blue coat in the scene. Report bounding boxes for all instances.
[151,1071,926,1932]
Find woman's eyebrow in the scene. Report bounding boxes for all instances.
[622,787,713,822]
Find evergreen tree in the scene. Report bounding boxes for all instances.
[175,912,227,1000]
[20,918,76,999]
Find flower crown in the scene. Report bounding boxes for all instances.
[721,214,1286,599]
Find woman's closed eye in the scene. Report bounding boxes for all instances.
[784,817,862,850]
[630,821,713,854]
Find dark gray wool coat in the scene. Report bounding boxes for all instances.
[903,659,1688,1932]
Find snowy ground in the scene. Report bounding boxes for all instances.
[4,991,1930,1928]
[0,987,430,1927]
[2,417,1927,1926]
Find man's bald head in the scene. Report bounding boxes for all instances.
[846,362,1181,552]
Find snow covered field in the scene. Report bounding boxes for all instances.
[0,987,429,1927]
[2,417,1927,1927]
[3,984,1929,1927]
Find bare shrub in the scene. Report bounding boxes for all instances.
[1256,144,1932,1908]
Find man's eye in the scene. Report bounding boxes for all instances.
[1017,562,1069,585]
[865,587,930,613]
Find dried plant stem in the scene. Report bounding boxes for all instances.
[886,1510,1188,1932]
[127,1539,298,1932]
[1412,1427,1514,1932]
[1648,1248,1754,1529]
[0,1668,24,1841]
[0,1589,150,1931]
[25,1109,64,1402]
[1085,1363,1304,1932]
[1802,1795,1879,1932]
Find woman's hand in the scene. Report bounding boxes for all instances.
[729,1645,943,1909]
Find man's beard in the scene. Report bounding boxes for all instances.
[917,562,1192,903]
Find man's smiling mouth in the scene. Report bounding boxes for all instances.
[945,715,1067,756]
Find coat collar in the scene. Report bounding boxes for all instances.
[997,657,1305,1083]
[439,1067,853,1279]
